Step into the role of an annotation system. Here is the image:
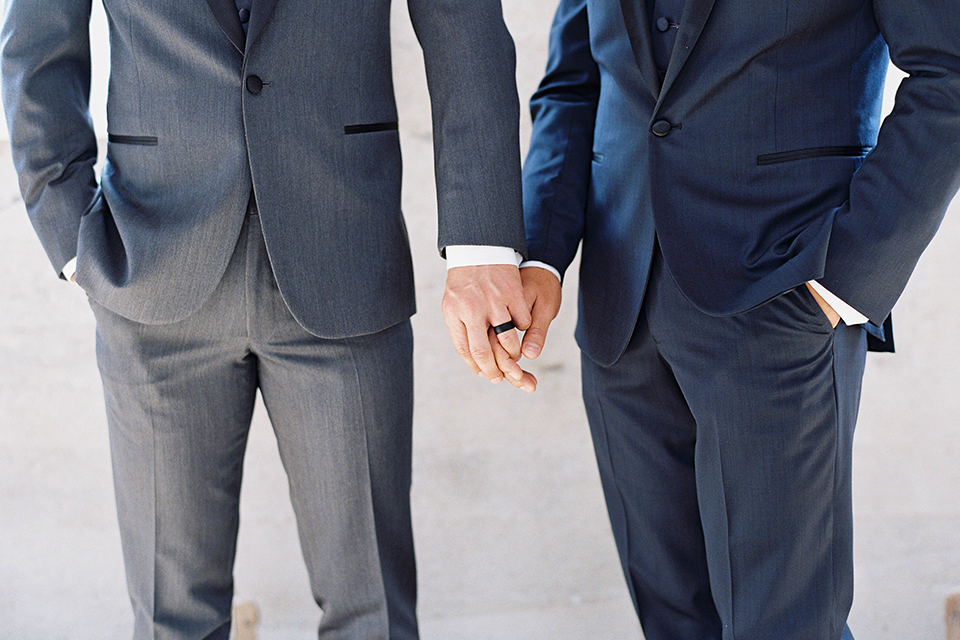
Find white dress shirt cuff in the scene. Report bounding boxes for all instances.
[807,280,868,326]
[519,260,562,283]
[445,245,522,269]
[62,257,78,282]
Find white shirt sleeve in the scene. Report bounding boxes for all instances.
[807,280,868,325]
[445,245,522,268]
[61,257,78,282]
[519,260,562,282]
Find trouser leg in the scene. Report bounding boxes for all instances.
[245,214,418,640]
[254,322,416,640]
[91,217,258,640]
[582,308,722,640]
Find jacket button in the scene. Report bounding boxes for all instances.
[656,17,671,32]
[246,75,263,95]
[652,120,673,137]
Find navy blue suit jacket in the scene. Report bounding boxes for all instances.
[523,0,960,365]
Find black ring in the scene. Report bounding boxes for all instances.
[492,320,516,335]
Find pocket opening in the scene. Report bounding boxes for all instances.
[756,145,871,166]
[344,122,399,135]
[107,134,159,146]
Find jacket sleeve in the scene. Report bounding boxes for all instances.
[819,0,960,324]
[2,0,100,276]
[521,0,599,278]
[406,0,526,258]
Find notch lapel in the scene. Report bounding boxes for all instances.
[656,0,717,107]
[618,0,663,100]
[246,0,279,52]
[205,0,246,54]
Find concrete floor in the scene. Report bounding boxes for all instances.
[1,3,959,639]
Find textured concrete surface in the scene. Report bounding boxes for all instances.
[1,3,958,639]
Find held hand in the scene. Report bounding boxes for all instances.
[442,264,536,391]
[804,282,841,328]
[519,267,562,360]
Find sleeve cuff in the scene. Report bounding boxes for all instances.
[61,257,78,282]
[445,245,522,269]
[807,280,868,326]
[519,260,562,283]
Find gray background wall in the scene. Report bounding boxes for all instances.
[1,2,957,639]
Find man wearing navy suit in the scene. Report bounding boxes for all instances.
[516,0,960,638]
[2,0,529,638]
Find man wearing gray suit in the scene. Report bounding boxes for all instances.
[1,0,529,638]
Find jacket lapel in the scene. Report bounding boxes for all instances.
[656,0,717,107]
[205,0,246,54]
[618,0,663,100]
[246,0,279,52]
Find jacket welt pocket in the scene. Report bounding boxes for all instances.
[107,134,159,146]
[757,145,871,166]
[343,121,399,135]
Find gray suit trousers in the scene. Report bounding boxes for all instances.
[89,209,417,640]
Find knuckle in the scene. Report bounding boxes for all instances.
[470,345,490,361]
[497,331,519,343]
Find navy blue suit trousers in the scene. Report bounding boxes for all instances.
[581,248,867,640]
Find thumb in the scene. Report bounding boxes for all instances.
[521,302,553,360]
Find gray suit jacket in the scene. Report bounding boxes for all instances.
[2,0,525,337]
